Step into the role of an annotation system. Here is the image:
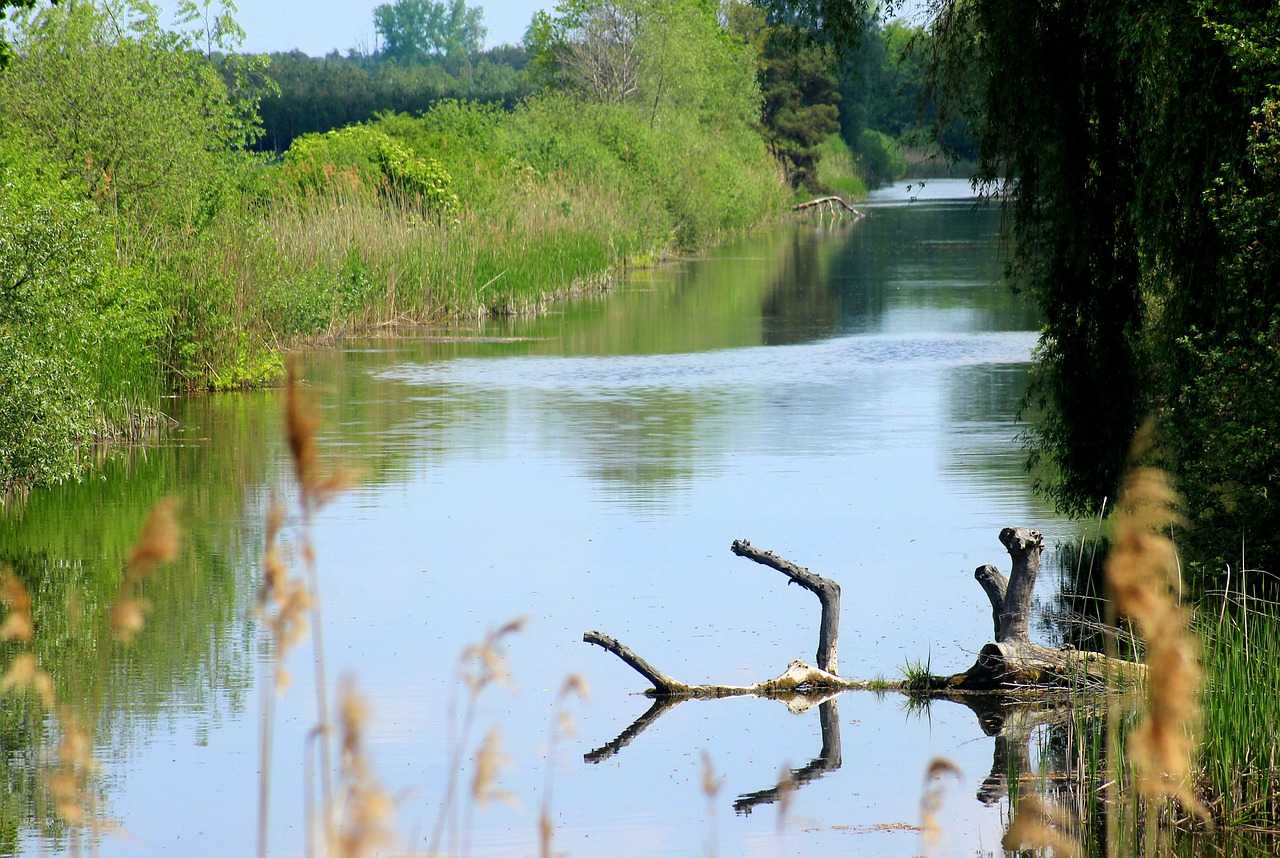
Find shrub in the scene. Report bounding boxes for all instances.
[283,125,459,217]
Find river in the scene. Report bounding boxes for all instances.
[0,178,1084,857]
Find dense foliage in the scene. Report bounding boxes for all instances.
[374,0,485,64]
[758,26,841,189]
[0,0,816,495]
[256,48,530,152]
[0,0,946,496]
[927,0,1280,577]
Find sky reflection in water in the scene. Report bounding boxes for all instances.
[11,178,1083,857]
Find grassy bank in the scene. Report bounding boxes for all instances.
[0,1,791,496]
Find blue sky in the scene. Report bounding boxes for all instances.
[155,1,550,56]
[153,1,930,58]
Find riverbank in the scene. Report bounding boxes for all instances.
[0,74,804,497]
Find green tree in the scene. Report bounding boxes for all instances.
[0,135,164,494]
[923,0,1280,575]
[759,26,840,189]
[526,0,644,103]
[374,0,486,64]
[0,0,40,69]
[0,0,263,242]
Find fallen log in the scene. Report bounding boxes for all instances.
[584,529,1143,701]
[581,530,1143,813]
[792,195,863,216]
[582,631,875,699]
[729,539,840,674]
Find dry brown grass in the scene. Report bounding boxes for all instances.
[1105,456,1206,817]
[110,496,181,643]
[332,676,397,858]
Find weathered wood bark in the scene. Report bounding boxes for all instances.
[975,564,1009,639]
[584,630,870,699]
[581,631,685,694]
[585,530,1144,704]
[731,539,841,674]
[932,527,1146,690]
[995,526,1041,644]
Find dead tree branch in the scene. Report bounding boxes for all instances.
[730,539,841,674]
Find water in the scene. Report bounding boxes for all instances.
[0,179,1084,856]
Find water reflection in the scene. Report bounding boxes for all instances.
[0,179,1114,857]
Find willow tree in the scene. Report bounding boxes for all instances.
[922,0,1280,578]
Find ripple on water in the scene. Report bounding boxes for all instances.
[374,331,1039,393]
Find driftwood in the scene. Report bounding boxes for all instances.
[582,529,1144,812]
[928,528,1146,690]
[729,539,841,674]
[582,630,872,699]
[584,528,1142,700]
[792,196,864,218]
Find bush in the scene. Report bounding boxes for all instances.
[855,129,906,187]
[283,124,459,217]
[0,136,164,493]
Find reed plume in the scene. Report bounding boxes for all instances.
[257,494,313,693]
[0,566,34,643]
[701,749,725,858]
[332,676,396,858]
[1105,440,1206,817]
[0,651,55,709]
[920,757,962,851]
[47,707,101,836]
[540,674,589,858]
[0,570,53,706]
[284,355,352,512]
[109,496,181,643]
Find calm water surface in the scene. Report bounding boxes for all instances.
[2,179,1085,856]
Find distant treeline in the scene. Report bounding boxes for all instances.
[254,46,533,152]
[250,17,968,186]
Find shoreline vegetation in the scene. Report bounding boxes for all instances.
[3,0,1277,850]
[0,0,949,500]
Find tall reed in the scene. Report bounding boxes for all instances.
[1198,582,1280,825]
[1105,462,1205,819]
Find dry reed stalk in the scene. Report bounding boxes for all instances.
[920,757,962,852]
[471,726,518,811]
[47,706,107,846]
[701,749,725,858]
[282,356,358,845]
[1002,794,1081,857]
[1105,455,1207,819]
[0,567,34,643]
[332,676,397,858]
[257,494,313,694]
[540,674,589,858]
[0,651,55,709]
[109,497,181,643]
[429,618,528,857]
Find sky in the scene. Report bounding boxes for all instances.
[152,1,930,58]
[154,1,551,56]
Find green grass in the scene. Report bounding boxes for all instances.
[900,649,934,690]
[1198,589,1280,826]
